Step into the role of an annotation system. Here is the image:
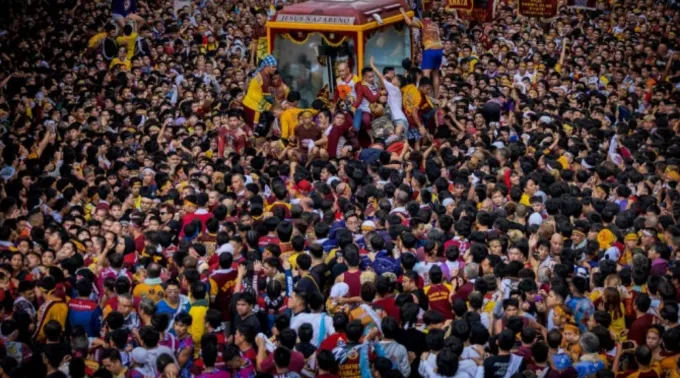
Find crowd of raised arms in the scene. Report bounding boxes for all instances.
[3,0,680,378]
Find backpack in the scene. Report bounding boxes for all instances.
[371,116,395,139]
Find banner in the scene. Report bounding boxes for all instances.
[174,0,191,13]
[518,0,558,17]
[458,0,494,23]
[567,0,611,11]
[446,0,474,11]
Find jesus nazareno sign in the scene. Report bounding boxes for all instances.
[445,0,474,12]
[518,0,558,17]
[566,0,611,11]
[276,14,357,25]
[457,0,495,23]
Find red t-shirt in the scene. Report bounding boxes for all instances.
[240,347,257,364]
[319,333,348,352]
[373,296,400,324]
[258,235,280,249]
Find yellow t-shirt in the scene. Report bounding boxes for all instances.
[36,300,69,343]
[402,84,421,117]
[243,73,270,116]
[609,304,627,342]
[520,193,531,206]
[88,32,107,49]
[280,108,319,140]
[280,251,301,270]
[189,302,208,355]
[349,306,373,326]
[661,355,680,375]
[132,282,165,303]
[415,19,443,51]
[115,32,138,60]
[110,58,131,71]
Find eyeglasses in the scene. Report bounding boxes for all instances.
[160,212,168,216]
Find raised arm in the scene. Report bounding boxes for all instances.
[663,53,675,81]
[400,7,416,27]
[558,38,568,70]
[370,56,387,87]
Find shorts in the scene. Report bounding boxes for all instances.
[112,13,126,23]
[394,118,408,129]
[407,126,422,141]
[243,106,257,127]
[421,48,443,70]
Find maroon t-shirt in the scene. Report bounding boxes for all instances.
[628,314,656,346]
[343,270,362,298]
[260,350,305,373]
[374,296,400,324]
[295,125,322,142]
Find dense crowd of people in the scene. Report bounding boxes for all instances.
[2,0,680,377]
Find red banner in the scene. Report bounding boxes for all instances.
[518,0,557,17]
[446,0,474,11]
[567,0,611,11]
[458,0,494,23]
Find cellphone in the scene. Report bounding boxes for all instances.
[622,341,635,349]
[535,295,543,302]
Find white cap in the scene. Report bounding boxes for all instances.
[492,141,505,149]
[361,220,376,230]
[131,347,148,364]
[442,198,454,207]
[330,283,349,298]
[602,246,621,263]
[528,212,543,226]
[216,243,234,255]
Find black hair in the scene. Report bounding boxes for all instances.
[201,334,219,367]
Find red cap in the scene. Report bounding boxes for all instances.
[297,179,312,193]
[96,203,110,211]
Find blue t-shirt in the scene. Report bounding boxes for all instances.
[574,359,605,378]
[566,296,595,334]
[156,298,190,318]
[112,0,137,16]
[358,148,384,164]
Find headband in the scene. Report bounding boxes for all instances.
[564,323,580,334]
[572,230,586,238]
[624,233,639,242]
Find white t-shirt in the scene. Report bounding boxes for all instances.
[454,359,479,378]
[383,79,407,121]
[414,261,438,286]
[462,346,482,360]
[337,75,358,100]
[290,312,336,347]
[514,71,533,83]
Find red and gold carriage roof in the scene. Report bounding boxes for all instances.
[266,0,414,74]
